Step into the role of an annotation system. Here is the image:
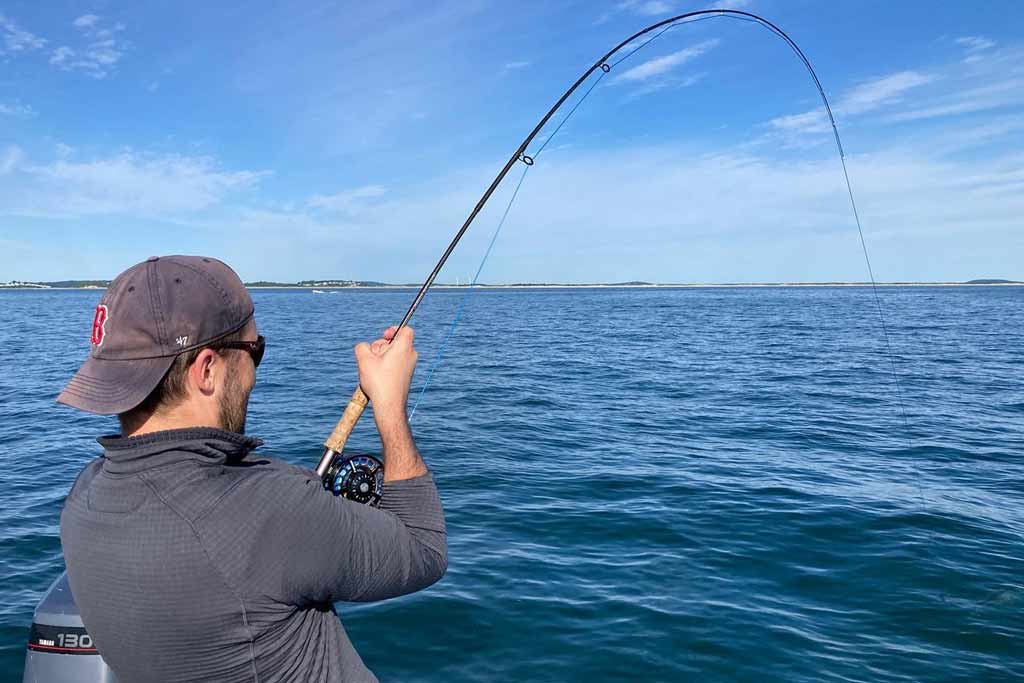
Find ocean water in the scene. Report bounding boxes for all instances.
[1,286,1022,682]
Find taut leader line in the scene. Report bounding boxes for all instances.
[314,9,910,504]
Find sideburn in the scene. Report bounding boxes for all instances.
[218,359,251,434]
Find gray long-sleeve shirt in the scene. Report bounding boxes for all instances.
[59,427,447,683]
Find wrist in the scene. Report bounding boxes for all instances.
[374,406,425,481]
[372,399,408,425]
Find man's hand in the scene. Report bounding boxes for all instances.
[354,326,417,419]
[354,326,426,481]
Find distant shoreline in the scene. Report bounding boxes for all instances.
[2,281,1022,291]
[255,282,1024,290]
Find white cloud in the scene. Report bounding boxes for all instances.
[73,15,101,29]
[613,39,719,83]
[459,144,1024,282]
[766,38,1024,144]
[593,0,667,25]
[629,1,674,16]
[597,0,751,24]
[502,61,531,74]
[218,141,1024,283]
[51,15,127,78]
[4,152,267,217]
[308,185,387,213]
[956,36,995,51]
[619,71,705,100]
[0,146,24,174]
[706,0,753,8]
[769,70,935,134]
[0,14,46,54]
[0,101,34,117]
[957,36,997,64]
[49,46,75,66]
[196,128,1016,282]
[884,77,1024,123]
[884,100,984,123]
[6,135,1021,283]
[237,207,344,238]
[0,12,127,77]
[914,117,1024,156]
[839,71,935,115]
[766,110,831,134]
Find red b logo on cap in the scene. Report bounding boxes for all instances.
[90,305,108,346]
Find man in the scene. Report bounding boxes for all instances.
[58,255,446,683]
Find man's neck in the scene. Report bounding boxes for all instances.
[121,407,224,438]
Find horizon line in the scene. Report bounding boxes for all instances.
[2,278,1022,290]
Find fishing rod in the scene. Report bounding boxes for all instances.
[316,8,909,506]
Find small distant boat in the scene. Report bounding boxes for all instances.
[312,289,326,294]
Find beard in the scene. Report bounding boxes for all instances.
[218,363,252,434]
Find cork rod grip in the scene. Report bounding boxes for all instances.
[324,386,369,453]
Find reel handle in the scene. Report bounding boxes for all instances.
[315,386,369,476]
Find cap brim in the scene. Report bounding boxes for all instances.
[57,353,176,415]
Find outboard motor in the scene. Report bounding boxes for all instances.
[23,571,117,682]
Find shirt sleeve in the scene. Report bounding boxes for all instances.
[207,463,447,606]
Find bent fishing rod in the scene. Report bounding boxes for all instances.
[315,8,908,506]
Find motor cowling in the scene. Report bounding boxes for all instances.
[23,572,117,682]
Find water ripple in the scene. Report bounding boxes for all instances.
[1,286,1022,681]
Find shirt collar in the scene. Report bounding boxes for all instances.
[97,427,263,475]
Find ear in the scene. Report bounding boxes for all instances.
[188,348,222,398]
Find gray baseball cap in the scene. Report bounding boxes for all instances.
[57,255,254,415]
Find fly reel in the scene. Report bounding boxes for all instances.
[321,454,384,506]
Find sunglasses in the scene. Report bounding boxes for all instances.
[214,335,266,368]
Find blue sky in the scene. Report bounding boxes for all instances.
[1,1,1021,283]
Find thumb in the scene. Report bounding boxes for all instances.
[354,341,372,361]
[392,326,415,349]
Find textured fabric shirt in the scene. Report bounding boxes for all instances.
[59,427,447,683]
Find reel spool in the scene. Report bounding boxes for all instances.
[321,454,384,506]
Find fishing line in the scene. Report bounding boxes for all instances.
[412,10,912,453]
[329,13,931,574]
[697,16,927,530]
[404,11,943,576]
[606,13,732,69]
[408,164,529,420]
[410,69,611,418]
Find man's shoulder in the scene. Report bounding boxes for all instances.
[193,454,324,521]
[140,452,318,526]
[223,454,321,493]
[192,456,336,586]
[65,455,106,502]
[241,454,318,481]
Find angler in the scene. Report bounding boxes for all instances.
[26,7,892,682]
[29,255,447,682]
